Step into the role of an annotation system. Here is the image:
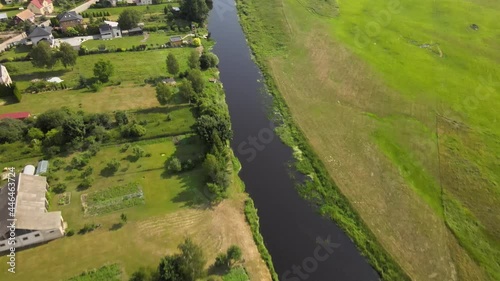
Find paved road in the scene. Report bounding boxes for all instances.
[71,0,99,13]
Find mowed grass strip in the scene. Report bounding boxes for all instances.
[81,32,174,50]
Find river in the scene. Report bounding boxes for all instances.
[208,1,380,280]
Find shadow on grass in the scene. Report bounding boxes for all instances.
[133,104,191,115]
[11,69,69,81]
[100,167,118,177]
[170,168,211,209]
[109,223,123,231]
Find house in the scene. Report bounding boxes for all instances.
[0,112,31,120]
[0,13,8,22]
[23,165,36,175]
[170,36,182,47]
[36,160,49,175]
[28,0,54,15]
[162,78,176,86]
[27,25,54,46]
[14,10,36,25]
[136,0,152,5]
[99,21,122,39]
[0,65,12,86]
[0,174,66,252]
[57,11,83,31]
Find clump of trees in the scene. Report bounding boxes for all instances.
[118,10,142,30]
[30,42,78,69]
[180,0,210,24]
[93,59,114,83]
[156,83,173,105]
[166,53,180,76]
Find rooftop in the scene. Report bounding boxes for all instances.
[15,10,35,21]
[28,25,53,39]
[57,11,82,22]
[30,0,52,9]
[170,36,182,42]
[0,13,7,20]
[14,174,62,230]
[0,112,31,120]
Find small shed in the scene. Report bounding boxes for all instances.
[23,165,36,175]
[36,160,49,175]
[170,36,182,47]
[0,13,8,21]
[0,112,31,120]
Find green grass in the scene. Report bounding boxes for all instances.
[0,44,31,60]
[223,267,249,281]
[237,0,500,279]
[81,32,178,50]
[243,199,278,281]
[67,264,122,281]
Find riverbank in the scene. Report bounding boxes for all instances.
[235,0,499,280]
[235,0,408,280]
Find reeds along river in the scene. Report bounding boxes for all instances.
[207,0,380,280]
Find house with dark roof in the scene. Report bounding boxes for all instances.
[0,112,31,120]
[170,36,182,47]
[57,11,83,31]
[99,21,122,40]
[28,0,54,15]
[27,25,54,46]
[14,10,36,25]
[0,174,66,252]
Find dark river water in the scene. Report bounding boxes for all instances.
[208,1,380,280]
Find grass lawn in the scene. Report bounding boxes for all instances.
[0,44,31,60]
[238,0,500,280]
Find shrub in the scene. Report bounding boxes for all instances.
[66,229,75,236]
[167,157,182,173]
[52,183,67,194]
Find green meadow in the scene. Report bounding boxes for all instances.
[237,0,499,280]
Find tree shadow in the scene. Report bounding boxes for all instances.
[207,264,228,277]
[109,223,123,231]
[170,168,211,209]
[100,167,117,177]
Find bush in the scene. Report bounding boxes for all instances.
[66,229,75,236]
[167,157,182,173]
[52,183,67,194]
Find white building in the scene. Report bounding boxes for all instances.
[136,0,152,5]
[27,25,55,46]
[0,64,12,86]
[99,21,122,39]
[0,174,66,252]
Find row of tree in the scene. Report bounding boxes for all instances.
[30,41,78,69]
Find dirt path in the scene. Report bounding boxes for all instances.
[141,32,150,43]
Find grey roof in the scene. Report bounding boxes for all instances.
[28,26,53,39]
[128,27,143,33]
[0,13,8,20]
[14,174,62,231]
[170,36,182,42]
[36,160,49,175]
[57,11,83,22]
[99,23,112,33]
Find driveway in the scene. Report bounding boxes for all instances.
[54,35,99,48]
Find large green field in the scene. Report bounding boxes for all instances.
[237,0,499,280]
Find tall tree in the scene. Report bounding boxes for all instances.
[57,42,78,68]
[118,10,142,30]
[166,53,180,76]
[155,83,173,105]
[188,49,200,69]
[199,52,219,70]
[186,69,205,94]
[180,0,209,24]
[178,237,206,280]
[30,41,57,68]
[93,60,114,82]
[178,79,196,102]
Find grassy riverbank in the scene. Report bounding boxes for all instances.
[236,0,499,280]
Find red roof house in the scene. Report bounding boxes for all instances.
[0,112,31,120]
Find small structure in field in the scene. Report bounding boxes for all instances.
[36,160,49,175]
[162,77,177,86]
[23,165,36,175]
[169,36,182,47]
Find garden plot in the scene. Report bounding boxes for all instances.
[81,183,145,216]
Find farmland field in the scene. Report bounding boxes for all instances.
[0,34,271,280]
[237,0,499,280]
